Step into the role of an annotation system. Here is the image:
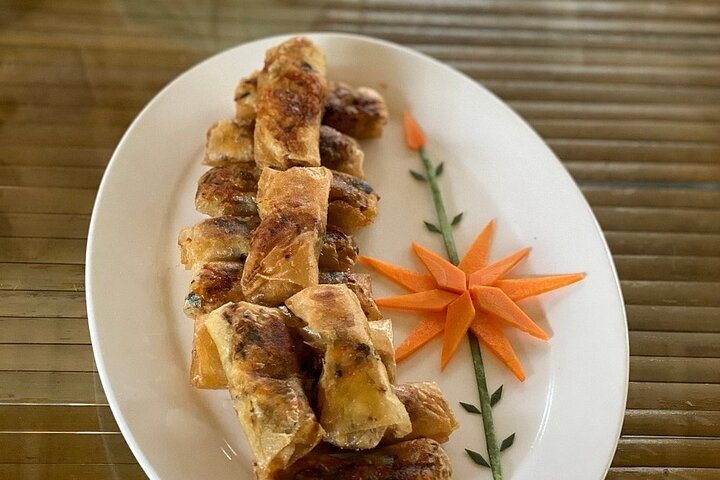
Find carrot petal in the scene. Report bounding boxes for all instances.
[497,274,585,301]
[358,255,437,293]
[403,112,426,150]
[395,314,445,363]
[458,219,495,276]
[468,247,530,287]
[376,289,459,312]
[440,291,476,370]
[412,242,466,294]
[470,286,549,340]
[470,313,526,381]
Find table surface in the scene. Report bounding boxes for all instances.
[1,1,719,479]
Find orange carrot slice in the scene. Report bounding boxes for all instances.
[358,255,437,293]
[403,112,426,150]
[376,289,459,312]
[468,247,530,287]
[395,313,445,363]
[441,291,476,370]
[470,313,525,381]
[458,219,495,276]
[470,286,549,340]
[497,274,585,301]
[412,242,466,294]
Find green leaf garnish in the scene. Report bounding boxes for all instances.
[424,221,441,234]
[451,212,464,226]
[500,433,515,452]
[185,292,202,308]
[410,170,427,182]
[490,385,503,407]
[460,402,481,414]
[466,449,490,468]
[435,162,444,177]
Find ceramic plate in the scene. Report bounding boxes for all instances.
[87,32,628,480]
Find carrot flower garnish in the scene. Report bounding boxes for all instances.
[361,113,586,477]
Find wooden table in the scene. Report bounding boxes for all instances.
[1,1,719,478]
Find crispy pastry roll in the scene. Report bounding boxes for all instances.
[275,438,452,480]
[195,163,260,218]
[255,37,327,169]
[241,167,332,306]
[328,171,379,233]
[317,271,382,321]
[202,119,254,166]
[318,229,358,272]
[368,319,396,384]
[205,302,324,479]
[178,216,259,270]
[285,285,411,449]
[184,261,245,318]
[323,80,389,140]
[386,383,459,444]
[319,125,365,178]
[234,71,258,124]
[190,315,226,389]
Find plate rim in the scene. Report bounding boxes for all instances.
[86,31,629,480]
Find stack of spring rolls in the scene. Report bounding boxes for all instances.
[178,37,457,480]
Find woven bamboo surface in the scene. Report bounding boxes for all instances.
[1,1,719,479]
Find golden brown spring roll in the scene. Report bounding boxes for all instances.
[323,80,389,140]
[184,261,245,318]
[386,383,459,444]
[368,319,396,384]
[319,125,365,178]
[318,229,358,272]
[328,171,379,233]
[275,438,452,480]
[317,271,382,321]
[241,167,332,306]
[205,302,324,479]
[178,216,259,270]
[202,119,254,166]
[195,163,260,218]
[190,315,226,389]
[285,285,411,449]
[255,37,327,169]
[234,71,258,124]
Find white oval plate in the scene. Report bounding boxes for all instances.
[87,33,628,480]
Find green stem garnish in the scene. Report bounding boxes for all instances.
[414,144,503,479]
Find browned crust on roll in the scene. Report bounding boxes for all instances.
[275,438,452,480]
[255,37,327,169]
[323,80,388,140]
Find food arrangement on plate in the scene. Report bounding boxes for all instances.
[178,37,458,479]
[178,36,586,479]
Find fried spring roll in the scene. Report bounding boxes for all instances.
[234,71,258,124]
[328,171,380,233]
[317,271,382,321]
[184,261,245,318]
[275,438,452,480]
[386,383,459,444]
[323,80,389,140]
[368,319,396,384]
[190,315,226,389]
[202,119,254,166]
[318,229,358,272]
[205,302,324,479]
[255,37,327,169]
[319,125,365,178]
[178,216,259,270]
[241,167,332,306]
[285,285,411,449]
[195,163,260,218]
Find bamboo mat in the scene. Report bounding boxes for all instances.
[1,1,719,479]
